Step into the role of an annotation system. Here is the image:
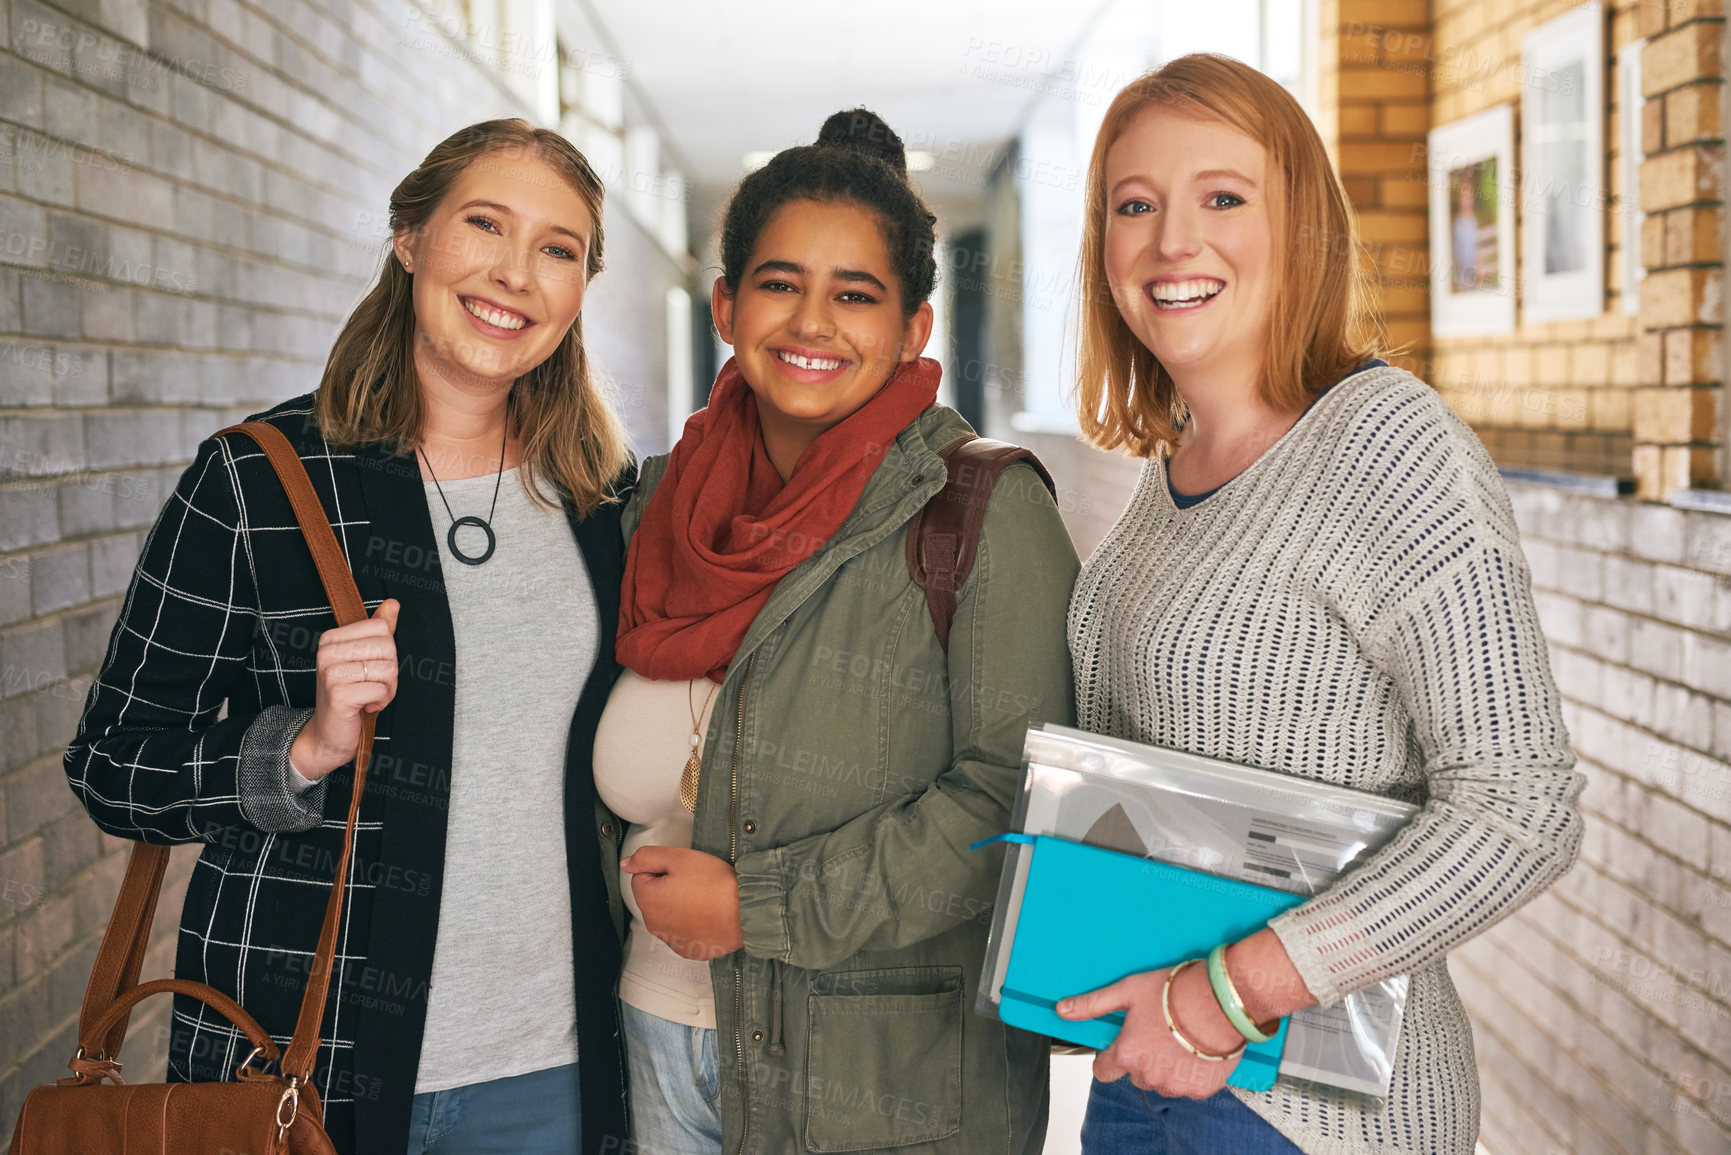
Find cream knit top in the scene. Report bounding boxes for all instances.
[1068,366,1583,1154]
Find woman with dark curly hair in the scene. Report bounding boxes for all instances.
[593,108,1078,1154]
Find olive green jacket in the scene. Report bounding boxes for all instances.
[616,404,1080,1155]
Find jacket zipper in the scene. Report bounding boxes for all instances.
[730,655,754,1155]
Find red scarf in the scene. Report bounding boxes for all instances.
[617,355,941,682]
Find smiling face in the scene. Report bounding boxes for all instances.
[392,149,594,395]
[713,199,932,449]
[1102,105,1276,394]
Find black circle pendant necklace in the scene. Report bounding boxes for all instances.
[419,433,506,566]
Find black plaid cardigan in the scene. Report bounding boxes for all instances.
[64,395,633,1155]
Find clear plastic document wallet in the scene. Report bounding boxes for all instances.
[977,724,1416,1100]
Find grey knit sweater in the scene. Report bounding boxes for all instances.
[1067,365,1584,1154]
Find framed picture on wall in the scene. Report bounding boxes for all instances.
[1427,104,1516,336]
[1521,2,1605,322]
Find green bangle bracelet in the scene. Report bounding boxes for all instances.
[1206,943,1279,1044]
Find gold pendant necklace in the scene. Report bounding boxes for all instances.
[681,677,722,813]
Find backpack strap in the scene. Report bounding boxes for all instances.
[906,435,1056,652]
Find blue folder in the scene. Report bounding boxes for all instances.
[976,833,1301,1092]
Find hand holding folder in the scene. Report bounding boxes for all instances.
[974,833,1297,1093]
[1055,959,1252,1099]
[975,725,1414,1099]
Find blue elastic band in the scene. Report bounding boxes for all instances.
[969,832,1037,851]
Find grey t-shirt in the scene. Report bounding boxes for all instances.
[409,467,598,1093]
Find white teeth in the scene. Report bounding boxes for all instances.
[1151,279,1225,308]
[463,298,526,330]
[777,350,843,370]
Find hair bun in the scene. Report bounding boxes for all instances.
[815,108,907,176]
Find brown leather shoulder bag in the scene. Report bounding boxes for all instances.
[10,421,374,1155]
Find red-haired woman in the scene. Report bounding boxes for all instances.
[1057,55,1582,1155]
[66,120,633,1155]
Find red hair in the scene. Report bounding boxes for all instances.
[1077,54,1385,455]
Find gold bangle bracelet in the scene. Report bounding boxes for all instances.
[1162,960,1247,1063]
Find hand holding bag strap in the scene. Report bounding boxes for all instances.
[68,420,373,1086]
[214,421,373,1086]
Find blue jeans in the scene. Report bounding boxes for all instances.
[622,1002,723,1154]
[1080,1075,1305,1155]
[405,1062,581,1153]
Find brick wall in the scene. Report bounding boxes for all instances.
[1407,3,1731,1151]
[1424,0,1646,480]
[1632,1,1724,497]
[1453,479,1731,1155]
[1337,0,1433,371]
[0,0,687,1133]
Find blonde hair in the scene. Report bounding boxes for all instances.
[314,118,629,513]
[1077,54,1385,456]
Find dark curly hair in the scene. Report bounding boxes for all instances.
[719,108,937,318]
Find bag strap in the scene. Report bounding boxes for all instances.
[905,435,1055,651]
[74,838,170,1061]
[218,421,372,1085]
[72,420,372,1088]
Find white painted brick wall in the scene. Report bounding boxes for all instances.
[0,0,690,1130]
[1479,480,1731,1154]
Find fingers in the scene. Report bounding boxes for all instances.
[317,637,398,668]
[316,628,398,707]
[326,680,393,718]
[661,932,726,962]
[318,619,391,646]
[630,872,668,926]
[625,845,678,875]
[1093,1048,1131,1086]
[1058,975,1134,1021]
[320,658,397,695]
[317,600,400,649]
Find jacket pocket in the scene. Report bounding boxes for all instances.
[803,965,963,1152]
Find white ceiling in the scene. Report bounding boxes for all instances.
[571,0,1113,232]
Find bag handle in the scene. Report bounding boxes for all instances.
[71,420,374,1089]
[78,979,281,1075]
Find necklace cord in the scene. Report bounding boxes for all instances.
[418,429,509,527]
[418,429,509,566]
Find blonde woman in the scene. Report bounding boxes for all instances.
[1058,56,1583,1154]
[66,120,634,1155]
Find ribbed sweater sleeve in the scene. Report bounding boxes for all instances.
[1267,387,1585,1006]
